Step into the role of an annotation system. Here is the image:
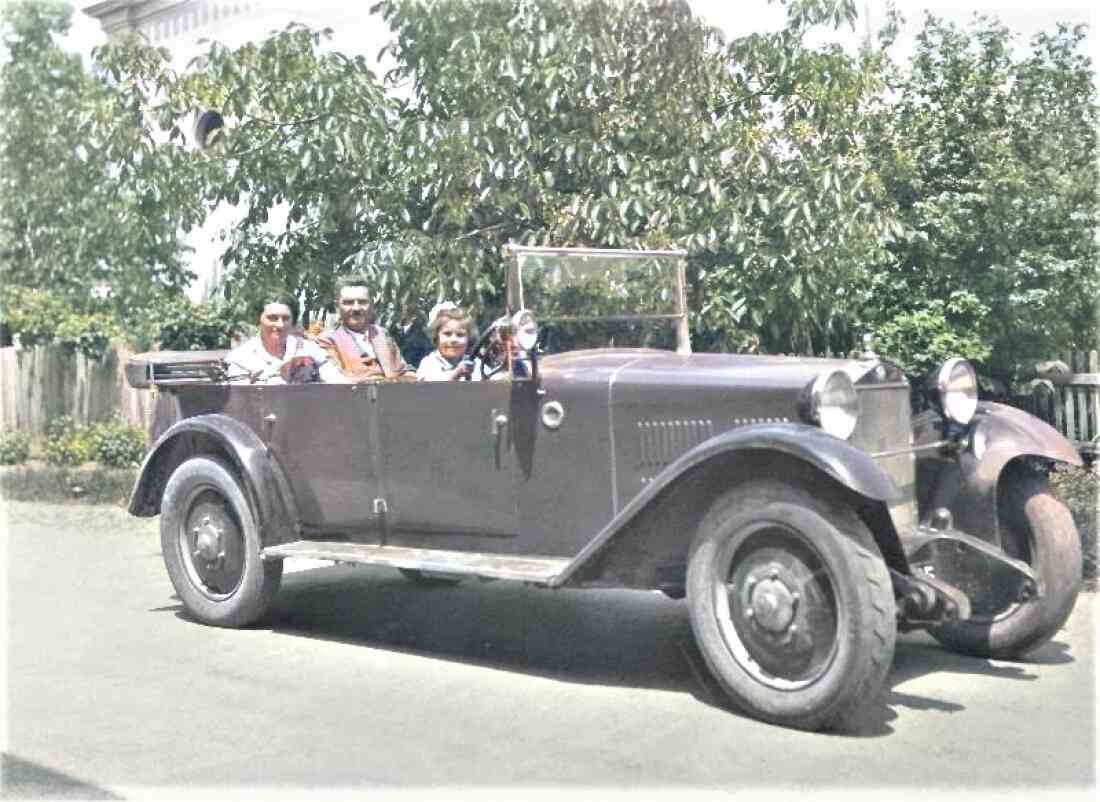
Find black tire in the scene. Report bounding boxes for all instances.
[160,456,283,627]
[398,568,462,587]
[686,480,896,731]
[930,470,1081,658]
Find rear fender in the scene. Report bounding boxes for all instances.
[554,423,902,588]
[129,414,299,547]
[918,402,1082,547]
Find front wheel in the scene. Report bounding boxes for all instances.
[930,470,1081,658]
[686,481,896,731]
[160,456,282,627]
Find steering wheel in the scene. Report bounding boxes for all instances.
[471,318,510,380]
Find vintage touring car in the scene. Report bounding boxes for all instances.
[126,245,1083,731]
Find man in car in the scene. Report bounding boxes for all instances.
[312,274,416,382]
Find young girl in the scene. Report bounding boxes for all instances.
[416,303,480,381]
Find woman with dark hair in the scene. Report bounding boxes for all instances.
[225,292,346,384]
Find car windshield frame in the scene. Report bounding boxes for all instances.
[504,244,692,354]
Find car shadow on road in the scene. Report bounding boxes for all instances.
[269,565,706,691]
[854,631,1076,736]
[157,564,1081,738]
[1,753,121,800]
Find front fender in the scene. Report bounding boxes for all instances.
[554,423,900,586]
[129,414,299,547]
[919,401,1081,546]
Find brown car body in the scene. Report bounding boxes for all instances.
[126,246,1083,731]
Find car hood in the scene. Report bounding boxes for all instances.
[538,349,879,395]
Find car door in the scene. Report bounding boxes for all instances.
[262,383,384,539]
[374,379,519,542]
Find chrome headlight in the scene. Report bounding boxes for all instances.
[807,370,859,440]
[511,310,539,351]
[932,358,978,424]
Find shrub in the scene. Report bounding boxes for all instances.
[0,430,32,465]
[45,415,77,439]
[0,287,119,360]
[86,419,147,468]
[1050,464,1099,583]
[44,416,91,466]
[151,296,245,351]
[871,291,992,381]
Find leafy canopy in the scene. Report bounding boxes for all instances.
[0,1,194,325]
[864,13,1099,378]
[97,0,896,355]
[5,0,1095,379]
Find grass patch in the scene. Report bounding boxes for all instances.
[0,461,136,506]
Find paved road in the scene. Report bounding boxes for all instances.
[2,502,1096,798]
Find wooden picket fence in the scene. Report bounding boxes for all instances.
[0,343,154,436]
[1024,349,1100,462]
[3,340,1097,462]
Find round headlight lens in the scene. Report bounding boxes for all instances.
[809,370,859,440]
[936,358,978,424]
[511,310,539,351]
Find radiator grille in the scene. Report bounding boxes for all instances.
[852,382,917,527]
[850,384,911,456]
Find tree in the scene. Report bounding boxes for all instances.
[101,0,897,353]
[373,0,898,353]
[0,1,194,331]
[94,22,394,325]
[864,13,1099,380]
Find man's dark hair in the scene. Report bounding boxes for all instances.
[251,291,300,325]
[335,274,372,298]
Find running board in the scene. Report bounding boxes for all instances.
[261,540,571,584]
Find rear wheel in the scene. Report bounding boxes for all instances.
[160,456,282,627]
[686,480,896,731]
[930,470,1081,658]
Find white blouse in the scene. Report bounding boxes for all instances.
[416,350,482,382]
[225,335,346,384]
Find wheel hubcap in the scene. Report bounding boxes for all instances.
[180,490,245,598]
[746,569,799,634]
[716,525,839,688]
[192,516,224,563]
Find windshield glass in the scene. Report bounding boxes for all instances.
[508,247,686,354]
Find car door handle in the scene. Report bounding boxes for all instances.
[491,410,508,469]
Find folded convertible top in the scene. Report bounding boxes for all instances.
[125,350,229,388]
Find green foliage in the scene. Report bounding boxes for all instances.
[97,0,896,351]
[144,296,245,351]
[94,21,390,323]
[0,286,120,360]
[85,418,146,468]
[865,14,1099,380]
[0,2,193,328]
[44,415,78,440]
[43,416,146,467]
[44,416,91,466]
[871,290,992,378]
[11,0,1093,374]
[0,430,32,465]
[370,0,896,352]
[1050,465,1099,581]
